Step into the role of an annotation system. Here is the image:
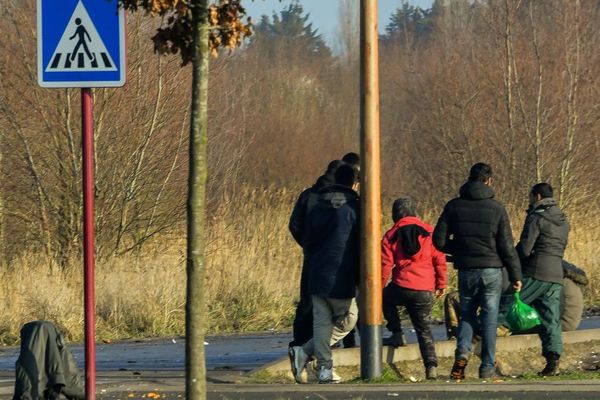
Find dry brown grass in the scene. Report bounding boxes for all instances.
[0,187,598,344]
[0,187,301,344]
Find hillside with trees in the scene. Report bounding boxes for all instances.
[0,0,598,342]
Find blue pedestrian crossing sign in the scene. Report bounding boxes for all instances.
[37,0,126,88]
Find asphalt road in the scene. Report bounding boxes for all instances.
[1,316,600,372]
[1,323,453,372]
[0,317,598,399]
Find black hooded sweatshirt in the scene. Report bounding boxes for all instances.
[288,173,335,247]
[304,184,360,299]
[433,181,522,283]
[517,197,569,284]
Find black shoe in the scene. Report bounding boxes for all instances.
[426,366,438,380]
[450,358,468,380]
[447,327,457,340]
[479,368,496,379]
[342,333,356,348]
[383,331,406,348]
[538,353,560,376]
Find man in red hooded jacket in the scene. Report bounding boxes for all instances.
[381,197,447,380]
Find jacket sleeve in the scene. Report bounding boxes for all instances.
[433,203,452,253]
[288,190,309,246]
[381,233,395,288]
[432,246,448,290]
[516,214,540,259]
[496,207,522,282]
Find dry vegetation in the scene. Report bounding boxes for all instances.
[0,1,599,343]
[0,188,300,344]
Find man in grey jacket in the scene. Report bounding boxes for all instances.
[498,182,570,376]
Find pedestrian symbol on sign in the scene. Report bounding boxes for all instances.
[45,1,116,72]
[69,18,94,63]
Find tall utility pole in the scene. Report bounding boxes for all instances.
[359,0,382,380]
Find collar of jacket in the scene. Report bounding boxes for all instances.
[318,184,358,196]
[458,181,495,200]
[313,173,335,190]
[531,197,557,211]
[392,216,430,229]
[529,197,567,226]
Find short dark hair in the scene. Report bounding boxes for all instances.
[531,182,553,199]
[326,159,344,174]
[468,162,493,182]
[341,152,360,167]
[334,164,359,188]
[392,197,417,222]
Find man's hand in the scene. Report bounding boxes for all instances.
[435,288,446,298]
[513,280,523,292]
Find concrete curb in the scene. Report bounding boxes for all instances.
[254,328,600,374]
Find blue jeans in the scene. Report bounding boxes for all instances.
[456,268,503,373]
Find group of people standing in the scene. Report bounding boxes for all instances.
[287,157,570,383]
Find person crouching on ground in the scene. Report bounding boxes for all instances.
[381,197,447,380]
[288,164,360,384]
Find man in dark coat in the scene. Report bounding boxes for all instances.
[433,163,522,380]
[289,164,360,384]
[288,159,343,348]
[498,182,570,376]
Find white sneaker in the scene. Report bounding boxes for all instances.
[318,366,341,384]
[307,362,342,383]
[288,346,309,383]
[331,369,342,383]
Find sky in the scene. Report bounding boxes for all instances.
[244,0,435,48]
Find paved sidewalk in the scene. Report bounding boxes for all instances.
[207,380,600,400]
[2,370,599,399]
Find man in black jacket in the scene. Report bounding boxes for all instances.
[433,163,522,380]
[289,164,360,384]
[288,159,343,348]
[498,182,570,376]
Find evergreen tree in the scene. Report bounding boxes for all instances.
[254,1,331,61]
[384,2,434,46]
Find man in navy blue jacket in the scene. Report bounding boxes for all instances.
[288,159,343,348]
[289,164,360,384]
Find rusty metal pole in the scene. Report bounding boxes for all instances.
[359,0,382,380]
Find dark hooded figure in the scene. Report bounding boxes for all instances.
[289,164,360,384]
[13,321,84,400]
[288,159,344,348]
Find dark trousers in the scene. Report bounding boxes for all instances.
[290,261,313,347]
[383,284,437,367]
[498,277,563,357]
